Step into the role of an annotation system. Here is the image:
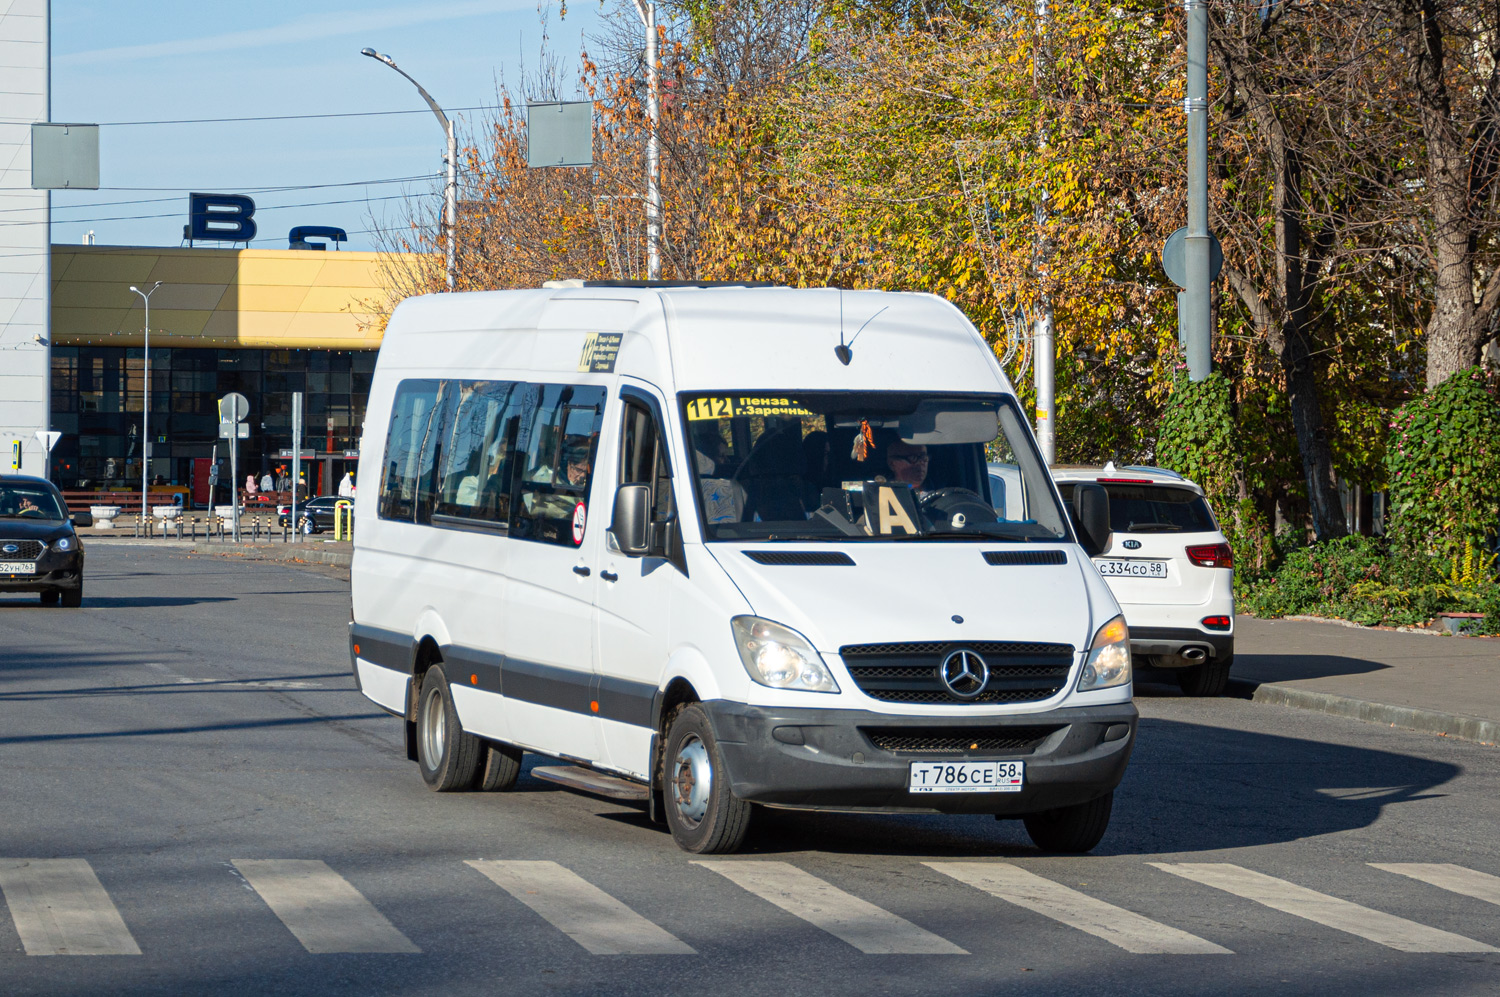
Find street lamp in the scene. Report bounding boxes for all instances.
[630,1,661,280]
[128,281,163,530]
[361,47,457,290]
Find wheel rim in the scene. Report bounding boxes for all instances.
[420,688,446,768]
[671,734,712,826]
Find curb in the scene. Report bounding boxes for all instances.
[185,542,352,569]
[1229,678,1500,746]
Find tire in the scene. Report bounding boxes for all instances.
[415,666,482,791]
[1023,791,1113,854]
[39,590,59,605]
[1177,655,1232,697]
[300,517,317,535]
[60,585,83,608]
[662,703,752,854]
[473,740,523,791]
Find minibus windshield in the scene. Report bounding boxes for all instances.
[680,392,1070,542]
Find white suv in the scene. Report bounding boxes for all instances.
[1030,464,1234,695]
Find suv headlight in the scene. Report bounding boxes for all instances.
[1078,615,1131,691]
[52,537,73,552]
[731,616,839,693]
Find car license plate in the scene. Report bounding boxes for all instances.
[908,760,1024,794]
[1094,558,1168,579]
[1,562,37,575]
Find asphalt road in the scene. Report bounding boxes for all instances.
[2,545,1498,996]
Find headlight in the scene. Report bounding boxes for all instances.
[731,616,839,693]
[53,537,73,552]
[1078,615,1131,691]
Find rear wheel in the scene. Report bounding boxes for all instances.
[1023,791,1113,853]
[300,516,317,535]
[416,666,482,791]
[39,590,59,605]
[474,740,523,791]
[59,585,82,608]
[662,703,752,854]
[1177,655,1232,697]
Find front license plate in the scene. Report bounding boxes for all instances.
[908,760,1024,794]
[1,562,37,575]
[1094,558,1168,579]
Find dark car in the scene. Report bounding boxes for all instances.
[277,495,351,535]
[0,475,89,606]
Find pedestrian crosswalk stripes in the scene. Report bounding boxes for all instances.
[693,860,966,955]
[1149,862,1498,954]
[0,859,141,957]
[1370,863,1500,908]
[926,862,1231,955]
[2,856,1498,959]
[232,859,420,955]
[466,860,695,955]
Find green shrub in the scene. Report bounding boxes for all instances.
[1385,367,1500,571]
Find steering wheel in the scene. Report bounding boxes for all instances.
[919,487,997,528]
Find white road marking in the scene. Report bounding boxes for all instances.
[232,859,419,954]
[694,860,965,955]
[1151,863,1497,953]
[466,860,694,955]
[0,859,141,956]
[1371,863,1500,908]
[927,862,1230,954]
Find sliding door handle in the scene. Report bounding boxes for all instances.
[572,565,591,577]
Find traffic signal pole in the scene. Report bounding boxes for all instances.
[1183,0,1211,381]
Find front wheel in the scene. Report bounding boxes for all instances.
[60,585,83,608]
[40,590,59,605]
[662,704,752,854]
[416,666,482,791]
[300,517,317,535]
[1177,655,1232,697]
[1023,791,1113,853]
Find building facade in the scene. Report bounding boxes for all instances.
[49,244,400,503]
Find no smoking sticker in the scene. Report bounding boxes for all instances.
[572,502,587,545]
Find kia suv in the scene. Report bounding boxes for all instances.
[1045,464,1234,696]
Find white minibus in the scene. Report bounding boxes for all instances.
[349,283,1134,854]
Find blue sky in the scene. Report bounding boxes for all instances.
[49,1,601,251]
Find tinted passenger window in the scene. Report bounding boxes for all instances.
[1058,483,1217,534]
[436,381,522,524]
[621,400,674,521]
[378,379,440,521]
[511,384,607,545]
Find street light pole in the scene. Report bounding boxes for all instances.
[128,281,163,529]
[631,1,662,280]
[1183,0,1211,381]
[361,48,457,290]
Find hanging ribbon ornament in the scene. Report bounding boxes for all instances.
[851,418,875,462]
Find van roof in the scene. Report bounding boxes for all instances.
[380,285,1012,396]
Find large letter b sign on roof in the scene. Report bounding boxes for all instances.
[188,193,257,242]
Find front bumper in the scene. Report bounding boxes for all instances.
[702,701,1137,815]
[0,550,83,592]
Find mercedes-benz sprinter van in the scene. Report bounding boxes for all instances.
[349,283,1134,854]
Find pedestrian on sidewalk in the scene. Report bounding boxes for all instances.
[338,472,355,499]
[260,472,273,494]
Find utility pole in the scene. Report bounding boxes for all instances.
[1032,0,1056,463]
[1183,0,1211,381]
[128,282,163,528]
[632,0,662,280]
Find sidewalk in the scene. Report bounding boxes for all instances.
[1228,616,1500,746]
[81,530,353,568]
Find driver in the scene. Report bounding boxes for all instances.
[16,495,44,517]
[885,440,931,497]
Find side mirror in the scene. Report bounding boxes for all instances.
[1072,483,1110,557]
[70,511,93,528]
[610,484,652,556]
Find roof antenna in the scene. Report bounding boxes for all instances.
[835,290,852,365]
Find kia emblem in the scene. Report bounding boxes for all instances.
[1123,539,1142,550]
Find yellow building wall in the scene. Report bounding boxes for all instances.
[50,245,417,349]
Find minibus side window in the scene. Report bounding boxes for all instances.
[435,380,520,525]
[378,379,441,522]
[511,382,607,546]
[619,400,675,523]
[414,381,456,524]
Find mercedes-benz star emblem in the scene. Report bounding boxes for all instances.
[939,649,989,699]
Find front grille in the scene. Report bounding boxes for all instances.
[840,640,1075,705]
[0,540,44,560]
[863,725,1063,754]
